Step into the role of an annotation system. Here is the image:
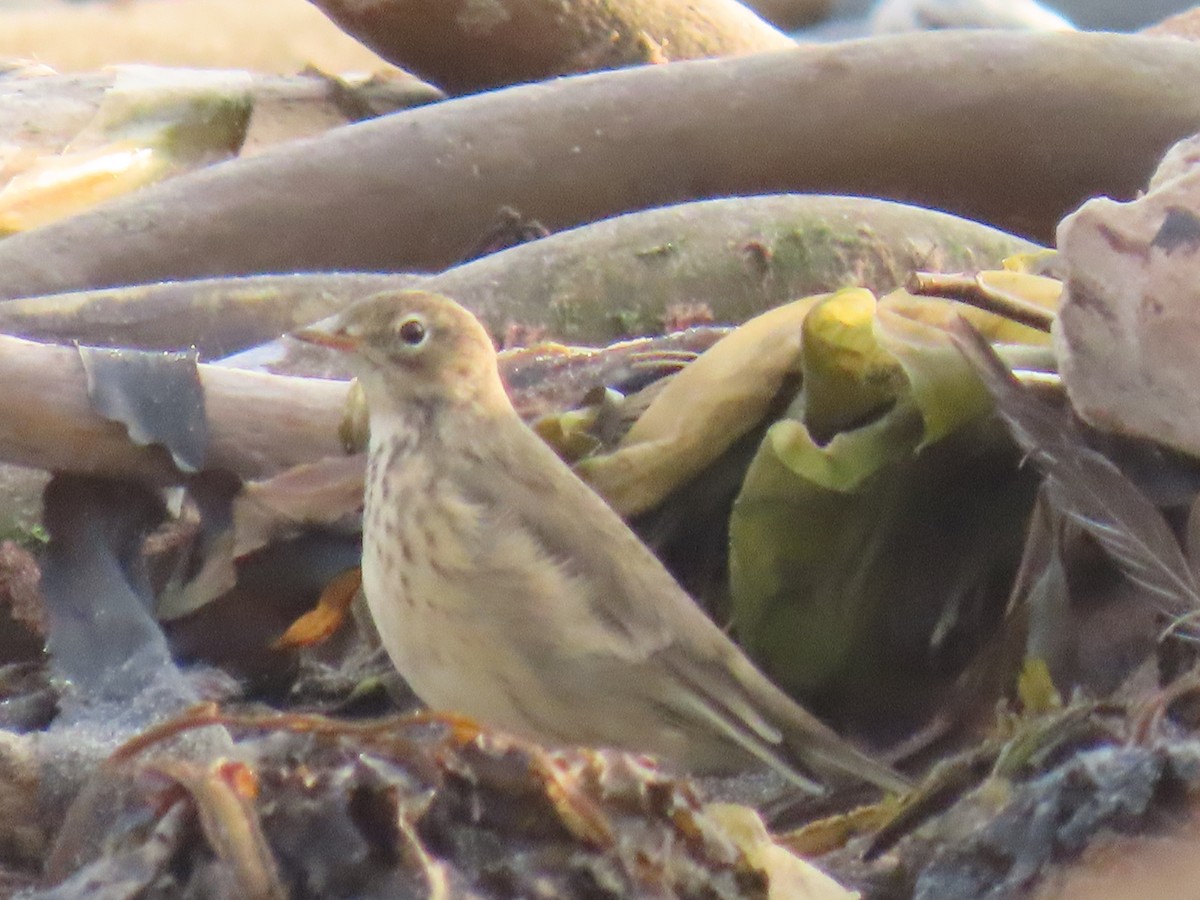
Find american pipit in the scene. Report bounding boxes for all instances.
[296,290,907,795]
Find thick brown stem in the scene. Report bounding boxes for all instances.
[305,0,794,94]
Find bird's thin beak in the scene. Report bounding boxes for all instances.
[292,323,360,352]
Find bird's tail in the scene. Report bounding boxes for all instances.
[676,653,912,795]
[777,715,912,795]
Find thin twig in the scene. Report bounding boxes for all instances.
[908,272,1056,333]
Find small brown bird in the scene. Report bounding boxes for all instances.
[297,290,908,795]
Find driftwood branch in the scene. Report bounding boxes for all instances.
[0,333,350,483]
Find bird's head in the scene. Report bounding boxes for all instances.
[295,290,508,415]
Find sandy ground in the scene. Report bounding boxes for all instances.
[0,0,391,74]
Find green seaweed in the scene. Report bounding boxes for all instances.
[729,290,1039,723]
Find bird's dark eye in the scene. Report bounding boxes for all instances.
[398,317,426,346]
